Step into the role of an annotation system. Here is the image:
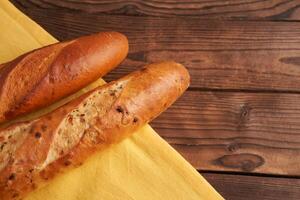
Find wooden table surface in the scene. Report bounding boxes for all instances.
[10,0,300,199]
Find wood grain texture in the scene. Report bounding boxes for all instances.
[6,7,300,92]
[11,0,300,21]
[151,90,300,175]
[7,2,300,176]
[7,1,300,198]
[203,173,300,200]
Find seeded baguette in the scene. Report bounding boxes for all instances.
[0,61,190,200]
[0,32,128,123]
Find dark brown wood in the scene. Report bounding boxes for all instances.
[151,90,300,175]
[6,7,300,92]
[11,0,300,21]
[8,0,300,176]
[202,173,300,200]
[7,1,300,199]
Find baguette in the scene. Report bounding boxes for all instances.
[0,61,190,200]
[0,32,128,123]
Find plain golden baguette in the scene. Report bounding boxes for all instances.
[0,61,190,200]
[0,32,128,123]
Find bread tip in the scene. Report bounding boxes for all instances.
[103,31,128,44]
[159,60,190,89]
[104,31,129,55]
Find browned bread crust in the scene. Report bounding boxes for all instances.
[0,32,128,123]
[0,61,189,200]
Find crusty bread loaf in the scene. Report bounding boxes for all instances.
[0,61,190,200]
[0,32,128,123]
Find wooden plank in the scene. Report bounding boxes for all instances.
[202,173,300,200]
[11,0,300,21]
[9,1,300,176]
[150,90,300,175]
[8,1,300,197]
[6,8,300,92]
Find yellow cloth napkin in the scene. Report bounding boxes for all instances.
[0,1,223,199]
